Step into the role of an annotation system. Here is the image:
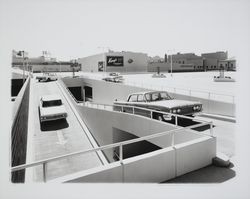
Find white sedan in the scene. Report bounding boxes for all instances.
[39,94,68,123]
[36,73,58,82]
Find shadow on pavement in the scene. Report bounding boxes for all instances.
[162,163,236,183]
[40,119,69,131]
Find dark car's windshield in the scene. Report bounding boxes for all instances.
[145,92,173,102]
[43,99,62,107]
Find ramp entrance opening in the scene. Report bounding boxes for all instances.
[68,87,83,102]
[112,128,161,161]
[84,86,93,102]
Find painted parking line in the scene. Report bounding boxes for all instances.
[56,130,67,146]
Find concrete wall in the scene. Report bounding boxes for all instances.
[123,147,175,182]
[62,76,235,117]
[204,58,218,70]
[106,52,148,73]
[66,162,123,183]
[57,78,216,183]
[176,136,216,176]
[60,136,215,183]
[78,52,148,73]
[202,51,228,60]
[78,53,104,72]
[62,77,148,105]
[60,78,205,162]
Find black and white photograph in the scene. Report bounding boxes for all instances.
[1,0,250,198]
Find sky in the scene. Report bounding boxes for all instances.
[0,0,250,61]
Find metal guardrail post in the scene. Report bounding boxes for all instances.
[208,92,211,113]
[119,145,123,164]
[210,123,213,137]
[121,106,123,112]
[171,132,175,147]
[175,115,178,126]
[43,162,47,183]
[132,107,135,114]
[150,111,153,119]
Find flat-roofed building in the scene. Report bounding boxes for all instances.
[12,50,80,72]
[167,53,204,71]
[78,51,148,73]
[218,59,236,71]
[202,51,228,71]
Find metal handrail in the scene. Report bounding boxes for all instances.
[11,120,213,183]
[83,101,208,124]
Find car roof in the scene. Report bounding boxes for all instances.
[129,91,167,95]
[41,94,62,101]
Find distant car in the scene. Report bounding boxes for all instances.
[152,73,166,78]
[102,75,124,83]
[114,91,202,121]
[109,72,120,76]
[39,94,67,123]
[36,73,58,82]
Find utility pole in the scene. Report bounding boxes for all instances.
[71,59,77,78]
[17,50,26,83]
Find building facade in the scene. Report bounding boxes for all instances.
[201,51,228,71]
[218,59,236,71]
[78,51,148,73]
[12,50,80,72]
[168,53,204,71]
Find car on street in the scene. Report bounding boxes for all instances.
[109,72,121,76]
[36,73,58,82]
[39,94,68,123]
[113,91,202,121]
[102,74,124,83]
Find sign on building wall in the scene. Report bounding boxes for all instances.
[106,56,124,67]
[98,61,104,71]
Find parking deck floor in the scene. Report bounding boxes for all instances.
[26,78,102,182]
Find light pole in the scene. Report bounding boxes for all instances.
[167,49,175,77]
[17,50,26,83]
[170,54,173,77]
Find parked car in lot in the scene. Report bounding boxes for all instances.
[113,91,202,121]
[102,74,124,83]
[36,73,58,82]
[39,94,67,123]
[109,72,121,76]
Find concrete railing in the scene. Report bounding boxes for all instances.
[11,77,30,183]
[11,120,213,183]
[80,101,213,130]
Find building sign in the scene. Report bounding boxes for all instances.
[106,56,124,67]
[98,61,104,71]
